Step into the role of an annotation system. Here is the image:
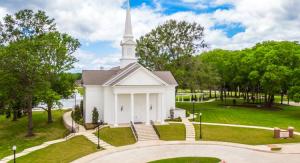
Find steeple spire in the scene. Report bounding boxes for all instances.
[120,0,137,69]
[124,0,133,37]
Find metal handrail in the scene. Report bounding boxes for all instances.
[130,121,138,141]
[150,120,160,138]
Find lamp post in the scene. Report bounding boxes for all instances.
[12,145,16,163]
[97,120,103,149]
[72,90,77,133]
[199,113,202,139]
[192,99,195,121]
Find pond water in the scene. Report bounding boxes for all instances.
[34,92,83,111]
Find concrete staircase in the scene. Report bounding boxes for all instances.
[81,132,115,149]
[134,124,159,141]
[182,118,196,141]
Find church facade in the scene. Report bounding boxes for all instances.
[82,2,179,126]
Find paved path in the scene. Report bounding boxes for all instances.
[73,141,300,163]
[283,101,300,106]
[63,111,115,149]
[190,122,300,136]
[0,134,76,163]
[0,111,114,163]
[182,118,195,141]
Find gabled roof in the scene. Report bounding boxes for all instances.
[82,63,178,86]
[82,70,118,85]
[153,71,178,85]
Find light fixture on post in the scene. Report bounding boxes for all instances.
[12,145,16,163]
[97,120,103,149]
[199,112,202,140]
[192,99,195,121]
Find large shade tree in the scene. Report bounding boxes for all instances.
[136,20,207,90]
[0,10,80,136]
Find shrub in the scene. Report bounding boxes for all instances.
[74,105,82,122]
[186,111,190,118]
[92,107,99,124]
[80,100,84,117]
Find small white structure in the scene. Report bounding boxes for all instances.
[82,1,178,126]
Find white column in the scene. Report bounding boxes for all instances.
[130,93,134,123]
[114,93,118,127]
[146,93,150,125]
[161,93,165,124]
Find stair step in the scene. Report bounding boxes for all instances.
[134,124,159,141]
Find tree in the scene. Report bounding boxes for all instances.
[0,10,79,136]
[92,107,99,124]
[136,20,207,89]
[36,32,79,123]
[74,105,82,122]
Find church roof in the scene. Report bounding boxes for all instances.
[152,71,178,85]
[82,63,178,86]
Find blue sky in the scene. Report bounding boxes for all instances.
[78,0,245,62]
[0,0,299,71]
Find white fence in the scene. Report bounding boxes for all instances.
[176,93,205,103]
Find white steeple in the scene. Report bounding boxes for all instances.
[120,0,137,69]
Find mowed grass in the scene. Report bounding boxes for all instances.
[177,101,300,131]
[10,136,98,163]
[95,127,136,146]
[148,157,221,163]
[155,123,186,141]
[0,110,67,159]
[194,124,300,145]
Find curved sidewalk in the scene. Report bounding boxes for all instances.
[0,111,113,163]
[73,141,300,163]
[191,122,300,136]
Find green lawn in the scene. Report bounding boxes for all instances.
[155,123,186,141]
[194,124,300,145]
[177,101,300,131]
[148,157,221,163]
[95,126,136,146]
[0,110,67,159]
[10,136,98,163]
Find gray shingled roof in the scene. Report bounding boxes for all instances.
[82,63,178,86]
[82,70,118,85]
[153,71,178,85]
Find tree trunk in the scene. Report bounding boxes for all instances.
[234,87,237,97]
[47,103,53,123]
[12,109,18,121]
[27,95,34,137]
[224,88,227,103]
[287,91,290,105]
[220,87,223,101]
[280,91,284,105]
[209,87,212,98]
[214,89,217,99]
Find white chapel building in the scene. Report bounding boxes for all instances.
[82,2,179,126]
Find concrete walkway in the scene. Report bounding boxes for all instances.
[63,111,115,149]
[0,111,114,163]
[2,110,300,163]
[190,122,300,136]
[0,134,76,163]
[73,141,300,163]
[182,118,196,141]
[81,132,115,150]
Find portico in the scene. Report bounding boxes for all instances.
[113,87,166,127]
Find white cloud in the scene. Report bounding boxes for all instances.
[73,49,120,71]
[0,7,8,19]
[1,0,300,70]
